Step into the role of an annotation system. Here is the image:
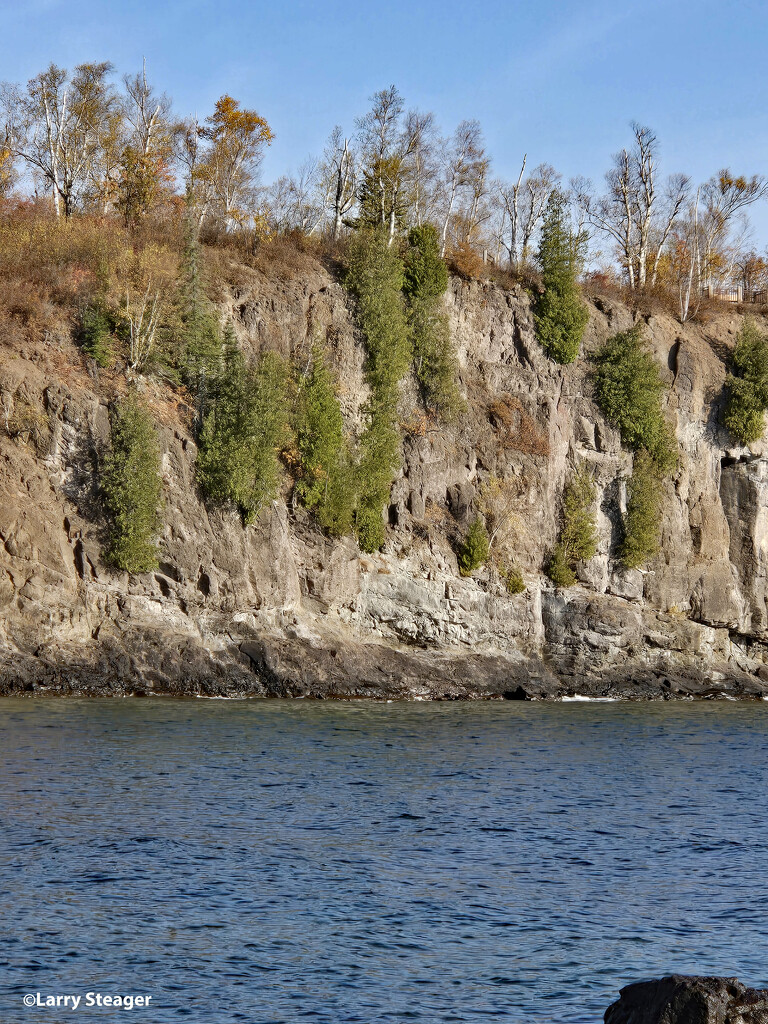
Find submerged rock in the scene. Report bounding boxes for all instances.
[605,975,768,1024]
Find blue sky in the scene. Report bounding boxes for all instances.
[2,0,768,243]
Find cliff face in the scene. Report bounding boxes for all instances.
[2,251,768,699]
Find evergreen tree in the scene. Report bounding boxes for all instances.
[592,324,676,471]
[619,449,662,569]
[346,228,410,401]
[178,212,222,426]
[403,223,463,419]
[295,344,355,536]
[345,228,410,551]
[722,317,768,445]
[546,463,598,587]
[101,397,163,573]
[80,300,114,367]
[535,191,589,364]
[403,224,449,301]
[458,516,490,575]
[196,338,289,525]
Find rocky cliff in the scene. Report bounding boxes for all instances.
[2,249,768,699]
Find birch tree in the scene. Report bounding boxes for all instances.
[698,170,768,292]
[197,95,273,229]
[492,158,560,269]
[117,61,175,222]
[319,126,356,240]
[356,87,433,243]
[4,62,116,217]
[574,123,689,290]
[438,120,486,256]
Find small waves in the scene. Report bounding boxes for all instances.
[1,698,767,1023]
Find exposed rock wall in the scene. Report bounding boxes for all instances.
[2,252,768,698]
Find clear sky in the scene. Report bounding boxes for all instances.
[2,0,768,244]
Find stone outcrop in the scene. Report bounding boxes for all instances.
[2,250,768,698]
[605,975,768,1024]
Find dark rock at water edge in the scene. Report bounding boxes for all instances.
[1,628,767,700]
[605,975,768,1024]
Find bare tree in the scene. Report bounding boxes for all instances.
[268,158,324,235]
[4,62,116,217]
[675,187,701,323]
[438,120,486,256]
[355,87,435,243]
[402,109,438,228]
[492,158,560,269]
[698,170,768,292]
[574,123,689,289]
[319,126,356,240]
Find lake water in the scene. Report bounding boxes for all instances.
[1,698,767,1023]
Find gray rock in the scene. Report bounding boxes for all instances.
[604,975,768,1024]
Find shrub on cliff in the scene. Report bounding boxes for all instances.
[404,224,463,420]
[196,333,289,525]
[346,228,410,400]
[619,449,662,569]
[177,217,223,423]
[345,229,410,551]
[722,317,768,445]
[458,517,490,576]
[592,323,676,472]
[534,191,589,364]
[295,344,355,536]
[546,464,597,587]
[102,397,163,573]
[80,300,114,367]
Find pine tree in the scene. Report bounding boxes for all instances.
[178,211,222,426]
[546,464,597,587]
[592,324,676,472]
[295,345,354,536]
[345,228,411,550]
[722,317,768,445]
[403,223,463,419]
[102,397,163,572]
[619,449,662,569]
[535,191,589,364]
[196,338,289,525]
[458,516,490,575]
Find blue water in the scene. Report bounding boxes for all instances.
[1,699,767,1023]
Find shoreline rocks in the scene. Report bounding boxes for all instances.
[605,975,768,1024]
[1,628,767,700]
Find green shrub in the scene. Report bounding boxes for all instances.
[80,300,114,367]
[404,224,463,420]
[345,228,411,550]
[458,517,490,576]
[196,338,289,525]
[403,223,449,301]
[178,220,223,420]
[534,191,588,364]
[592,324,676,472]
[722,318,768,445]
[535,285,589,364]
[501,563,526,594]
[408,297,463,420]
[619,449,662,570]
[354,397,402,552]
[295,344,355,536]
[546,463,598,587]
[346,228,410,402]
[102,397,163,572]
[547,543,576,588]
